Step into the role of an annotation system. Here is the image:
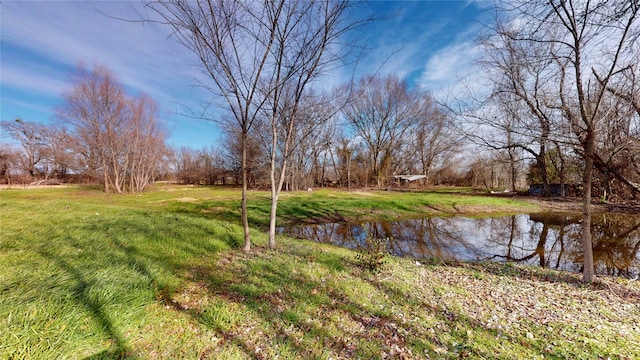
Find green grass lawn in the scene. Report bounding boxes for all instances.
[147,185,540,228]
[1,185,638,359]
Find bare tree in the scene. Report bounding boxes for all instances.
[411,96,461,186]
[265,90,340,248]
[494,0,640,282]
[0,119,47,178]
[148,0,365,250]
[256,0,360,248]
[343,75,422,188]
[57,63,129,192]
[147,0,291,251]
[594,63,640,197]
[551,0,639,282]
[126,95,170,193]
[222,124,270,189]
[57,63,169,193]
[174,145,230,185]
[265,92,338,191]
[174,146,201,184]
[473,20,568,196]
[41,126,78,180]
[0,144,21,184]
[335,135,356,190]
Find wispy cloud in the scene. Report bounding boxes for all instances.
[325,0,493,96]
[2,0,496,148]
[2,2,206,111]
[348,2,457,83]
[2,61,68,98]
[419,40,493,106]
[420,41,481,85]
[417,4,491,103]
[1,1,217,145]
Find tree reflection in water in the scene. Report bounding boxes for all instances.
[279,213,640,278]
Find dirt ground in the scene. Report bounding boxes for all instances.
[510,195,640,214]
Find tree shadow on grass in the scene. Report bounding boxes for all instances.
[33,209,244,359]
[361,273,551,358]
[163,244,559,359]
[162,245,345,357]
[192,250,380,358]
[37,248,136,360]
[166,197,272,229]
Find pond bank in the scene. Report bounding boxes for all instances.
[506,195,640,214]
[293,193,640,226]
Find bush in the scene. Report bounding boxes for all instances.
[355,236,389,273]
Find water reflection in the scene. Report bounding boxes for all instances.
[279,213,640,278]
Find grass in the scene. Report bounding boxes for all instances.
[1,184,638,359]
[140,185,539,228]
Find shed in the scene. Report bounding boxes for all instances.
[394,174,426,187]
[528,183,569,196]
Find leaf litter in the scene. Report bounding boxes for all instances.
[163,242,640,359]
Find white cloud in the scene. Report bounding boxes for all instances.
[1,62,67,97]
[1,1,216,146]
[1,0,501,148]
[2,1,206,108]
[418,39,489,103]
[421,42,478,83]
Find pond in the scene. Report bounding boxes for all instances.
[279,213,640,278]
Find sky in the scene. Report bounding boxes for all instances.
[1,0,492,150]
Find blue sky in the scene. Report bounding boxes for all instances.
[1,0,491,149]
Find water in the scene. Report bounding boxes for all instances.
[279,213,640,278]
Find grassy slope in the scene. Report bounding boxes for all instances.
[1,185,638,359]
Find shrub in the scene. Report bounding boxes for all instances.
[355,236,389,273]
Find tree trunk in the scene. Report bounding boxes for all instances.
[241,130,251,252]
[102,158,110,193]
[268,123,279,250]
[537,151,551,196]
[509,147,517,192]
[581,133,595,282]
[268,192,278,249]
[268,160,289,250]
[347,152,351,191]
